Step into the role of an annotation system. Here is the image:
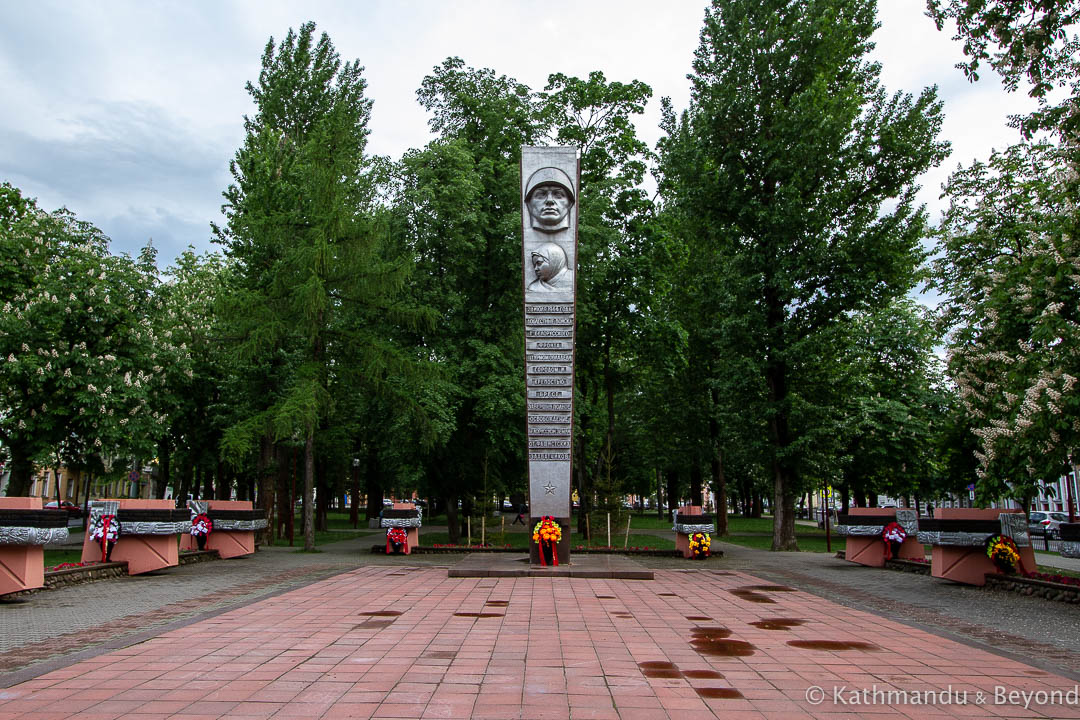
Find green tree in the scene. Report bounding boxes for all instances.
[658,0,949,549]
[931,141,1080,503]
[926,0,1080,136]
[0,184,170,495]
[216,23,431,550]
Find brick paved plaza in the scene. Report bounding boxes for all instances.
[2,554,1079,719]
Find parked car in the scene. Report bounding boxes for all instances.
[1029,511,1067,539]
[44,500,82,518]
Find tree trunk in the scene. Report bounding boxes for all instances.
[315,457,328,532]
[708,389,728,535]
[765,357,798,551]
[690,461,703,508]
[656,469,664,519]
[350,461,361,529]
[201,461,213,499]
[303,424,315,551]
[5,443,33,496]
[666,468,679,514]
[364,450,381,521]
[446,494,460,544]
[155,437,170,499]
[255,436,274,544]
[215,459,230,500]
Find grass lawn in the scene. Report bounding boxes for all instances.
[270,529,375,547]
[43,548,85,568]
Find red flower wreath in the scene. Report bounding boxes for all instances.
[386,527,409,554]
[881,521,906,560]
[190,513,213,537]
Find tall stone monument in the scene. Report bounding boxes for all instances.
[521,146,578,565]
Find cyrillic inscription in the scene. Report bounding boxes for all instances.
[527,377,572,386]
[526,304,574,314]
[528,389,572,399]
[525,316,573,326]
[528,426,571,436]
[528,353,572,362]
[528,365,571,374]
[526,329,572,338]
[528,414,572,424]
[529,452,571,461]
[528,402,572,411]
[529,439,571,448]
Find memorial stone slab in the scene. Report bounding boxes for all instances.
[522,146,578,564]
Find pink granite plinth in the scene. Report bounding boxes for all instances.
[674,505,705,559]
[930,508,1035,586]
[843,507,924,567]
[0,497,45,595]
[179,500,257,559]
[81,499,178,575]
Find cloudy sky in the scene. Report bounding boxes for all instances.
[0,1,1041,267]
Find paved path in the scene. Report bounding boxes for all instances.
[2,563,1079,719]
[1,535,1079,718]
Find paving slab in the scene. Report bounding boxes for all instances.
[1,566,1079,718]
[448,552,654,579]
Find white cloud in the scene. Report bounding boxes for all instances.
[0,0,1043,266]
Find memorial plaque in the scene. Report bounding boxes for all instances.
[522,146,578,528]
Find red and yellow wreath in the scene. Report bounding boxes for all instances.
[986,534,1021,574]
[532,516,562,566]
[689,531,711,558]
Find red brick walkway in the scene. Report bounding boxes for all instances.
[1,567,1077,719]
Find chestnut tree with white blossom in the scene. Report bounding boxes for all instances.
[0,183,176,495]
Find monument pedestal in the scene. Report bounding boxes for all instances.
[0,497,65,596]
[920,508,1034,586]
[836,508,923,567]
[379,503,421,554]
[673,505,714,559]
[82,499,183,575]
[180,500,266,558]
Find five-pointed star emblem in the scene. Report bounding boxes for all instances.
[543,482,557,494]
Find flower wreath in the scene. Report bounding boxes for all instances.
[190,513,213,537]
[90,514,120,562]
[985,534,1021,574]
[882,521,907,560]
[689,531,711,559]
[386,527,409,554]
[532,516,562,566]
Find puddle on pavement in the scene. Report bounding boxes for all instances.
[595,595,616,599]
[742,584,796,592]
[709,571,735,576]
[750,618,806,630]
[637,661,686,678]
[689,627,755,657]
[359,610,402,617]
[485,600,509,607]
[1024,670,1049,676]
[658,592,678,597]
[728,589,775,604]
[454,612,504,618]
[787,640,879,651]
[695,687,744,699]
[686,616,712,621]
[423,651,458,659]
[682,669,724,679]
